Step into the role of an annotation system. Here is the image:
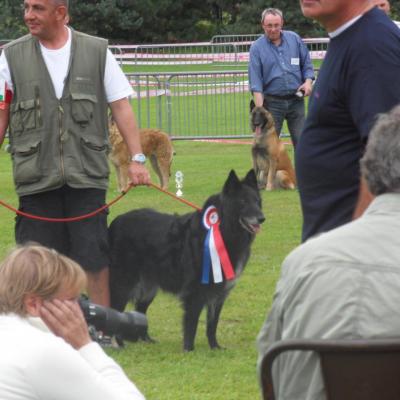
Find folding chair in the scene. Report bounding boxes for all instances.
[260,338,400,400]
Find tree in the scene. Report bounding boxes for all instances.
[208,0,326,37]
[0,1,27,40]
[69,0,143,43]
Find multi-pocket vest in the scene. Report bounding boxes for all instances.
[5,30,109,196]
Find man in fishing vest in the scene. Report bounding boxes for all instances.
[0,0,151,308]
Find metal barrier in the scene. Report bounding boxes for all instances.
[126,71,251,139]
[109,42,249,67]
[1,35,324,140]
[211,34,329,49]
[109,37,329,66]
[211,34,260,43]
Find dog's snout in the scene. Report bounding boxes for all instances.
[258,215,266,225]
[252,115,265,129]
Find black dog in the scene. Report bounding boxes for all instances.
[109,169,265,351]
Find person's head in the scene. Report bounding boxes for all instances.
[261,8,284,45]
[23,0,69,40]
[375,0,390,14]
[299,0,374,32]
[0,244,86,317]
[361,105,400,196]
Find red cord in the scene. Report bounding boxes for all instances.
[0,182,201,223]
[148,182,202,211]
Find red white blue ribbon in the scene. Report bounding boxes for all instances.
[201,206,235,284]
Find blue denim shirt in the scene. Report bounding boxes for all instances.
[248,31,315,96]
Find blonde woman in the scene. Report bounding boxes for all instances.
[0,244,145,400]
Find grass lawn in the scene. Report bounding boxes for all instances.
[0,140,302,399]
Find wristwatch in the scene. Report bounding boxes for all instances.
[131,153,146,164]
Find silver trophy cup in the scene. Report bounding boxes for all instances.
[175,171,184,197]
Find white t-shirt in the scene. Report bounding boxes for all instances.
[0,27,133,102]
[0,314,145,400]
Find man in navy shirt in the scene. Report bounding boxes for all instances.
[248,8,314,148]
[297,0,400,242]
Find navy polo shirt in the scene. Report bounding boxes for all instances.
[296,8,400,242]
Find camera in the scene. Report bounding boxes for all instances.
[79,297,148,342]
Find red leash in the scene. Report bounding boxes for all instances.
[148,182,202,211]
[0,183,201,223]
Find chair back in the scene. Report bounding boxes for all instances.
[260,339,400,400]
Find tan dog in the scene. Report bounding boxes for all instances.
[109,119,174,191]
[250,100,296,190]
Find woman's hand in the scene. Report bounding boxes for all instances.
[40,299,92,350]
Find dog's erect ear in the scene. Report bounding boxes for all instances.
[243,169,258,189]
[250,99,256,112]
[223,169,241,194]
[262,98,269,110]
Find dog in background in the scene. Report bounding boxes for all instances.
[109,169,265,351]
[109,118,174,191]
[250,99,296,190]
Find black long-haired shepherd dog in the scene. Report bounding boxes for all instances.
[109,169,265,351]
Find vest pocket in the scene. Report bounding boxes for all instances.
[20,99,37,129]
[71,93,98,126]
[9,103,22,133]
[80,137,109,178]
[12,140,42,184]
[10,100,38,134]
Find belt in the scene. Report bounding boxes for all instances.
[265,93,298,100]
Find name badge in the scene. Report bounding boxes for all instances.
[291,58,300,66]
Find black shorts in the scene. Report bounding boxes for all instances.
[15,186,110,272]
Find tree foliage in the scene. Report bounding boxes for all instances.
[1,0,399,43]
[69,0,143,40]
[0,2,27,40]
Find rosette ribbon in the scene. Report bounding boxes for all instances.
[201,206,235,284]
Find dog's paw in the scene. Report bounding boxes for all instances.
[140,333,157,344]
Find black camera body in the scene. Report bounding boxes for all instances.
[79,297,147,342]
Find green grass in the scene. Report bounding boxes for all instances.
[0,140,302,399]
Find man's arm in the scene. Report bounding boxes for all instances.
[248,43,265,107]
[297,78,313,97]
[109,98,151,187]
[253,92,264,107]
[0,108,9,147]
[298,37,315,96]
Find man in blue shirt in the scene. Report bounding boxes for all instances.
[297,0,400,242]
[248,8,315,148]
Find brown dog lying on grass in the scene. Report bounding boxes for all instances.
[109,119,174,191]
[250,99,296,190]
